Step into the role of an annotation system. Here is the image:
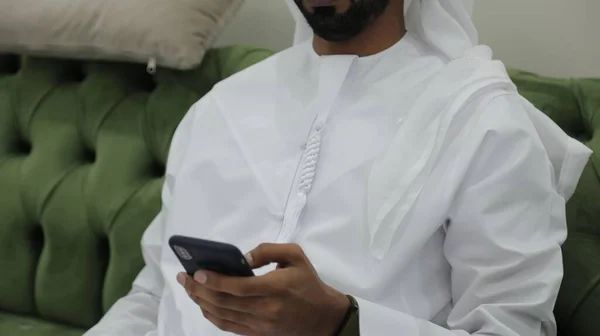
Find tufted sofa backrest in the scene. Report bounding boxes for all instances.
[0,47,272,328]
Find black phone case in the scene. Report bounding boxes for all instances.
[168,235,254,277]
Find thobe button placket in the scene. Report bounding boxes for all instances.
[277,124,324,243]
[276,56,355,243]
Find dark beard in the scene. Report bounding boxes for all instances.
[294,0,390,42]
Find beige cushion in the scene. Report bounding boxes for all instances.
[0,0,243,70]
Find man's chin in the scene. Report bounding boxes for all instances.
[312,26,363,42]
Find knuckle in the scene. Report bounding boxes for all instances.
[212,291,226,304]
[266,300,284,318]
[192,287,208,299]
[273,274,292,291]
[269,281,287,294]
[239,299,254,313]
[220,321,235,333]
[190,294,201,306]
[212,305,231,320]
[259,319,276,333]
[210,276,223,290]
[256,243,269,253]
[184,280,195,293]
[209,291,232,307]
[207,314,230,331]
[214,320,228,331]
[290,243,304,255]
[234,284,250,296]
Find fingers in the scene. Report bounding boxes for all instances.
[177,273,276,334]
[188,270,280,297]
[189,292,261,328]
[182,273,259,312]
[246,243,307,269]
[201,308,255,335]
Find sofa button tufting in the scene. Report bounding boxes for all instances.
[51,61,87,84]
[140,75,158,93]
[0,54,21,75]
[150,160,165,178]
[14,137,32,155]
[83,147,96,164]
[63,61,87,82]
[30,226,44,256]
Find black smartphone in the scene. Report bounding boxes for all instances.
[168,235,254,277]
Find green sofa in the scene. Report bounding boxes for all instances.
[0,47,598,336]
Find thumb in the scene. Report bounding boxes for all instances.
[245,243,306,269]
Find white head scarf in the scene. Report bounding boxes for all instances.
[285,0,592,259]
[285,0,477,61]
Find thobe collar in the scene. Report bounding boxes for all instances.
[302,32,423,82]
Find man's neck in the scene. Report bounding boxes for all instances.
[312,3,406,57]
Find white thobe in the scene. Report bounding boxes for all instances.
[86,33,591,336]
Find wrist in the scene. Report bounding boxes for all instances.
[320,287,351,336]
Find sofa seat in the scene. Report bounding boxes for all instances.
[0,312,84,336]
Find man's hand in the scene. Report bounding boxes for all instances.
[176,243,350,336]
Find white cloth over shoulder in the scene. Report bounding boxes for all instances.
[367,48,592,259]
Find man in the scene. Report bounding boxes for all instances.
[86,0,592,335]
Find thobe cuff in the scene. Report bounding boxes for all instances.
[351,296,470,336]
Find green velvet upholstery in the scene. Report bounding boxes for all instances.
[0,47,273,333]
[0,50,598,336]
[0,312,84,336]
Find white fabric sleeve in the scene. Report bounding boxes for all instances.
[353,96,590,336]
[84,104,199,336]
